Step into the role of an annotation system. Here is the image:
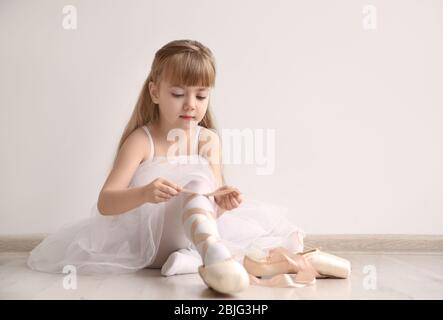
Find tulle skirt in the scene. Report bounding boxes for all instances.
[28,156,305,274]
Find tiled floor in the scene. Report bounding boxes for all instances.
[1,252,442,299]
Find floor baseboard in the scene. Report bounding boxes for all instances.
[1,233,442,253]
[0,234,49,253]
[304,234,443,254]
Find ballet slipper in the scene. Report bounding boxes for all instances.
[243,247,351,281]
[300,248,352,279]
[198,257,250,294]
[243,247,319,287]
[270,247,351,279]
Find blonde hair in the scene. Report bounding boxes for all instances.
[113,39,225,183]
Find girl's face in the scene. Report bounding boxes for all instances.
[149,79,211,130]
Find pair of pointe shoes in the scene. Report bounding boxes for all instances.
[243,247,352,288]
[197,247,351,293]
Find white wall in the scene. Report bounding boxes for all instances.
[1,0,442,235]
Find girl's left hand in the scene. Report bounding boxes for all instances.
[213,185,243,211]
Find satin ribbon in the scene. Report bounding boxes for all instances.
[180,187,240,217]
[180,186,239,198]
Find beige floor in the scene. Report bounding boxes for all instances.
[1,252,442,299]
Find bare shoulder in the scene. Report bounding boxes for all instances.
[129,126,150,162]
[100,127,150,192]
[117,126,151,164]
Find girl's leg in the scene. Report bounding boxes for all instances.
[181,179,232,266]
[147,177,220,269]
[148,177,249,293]
[180,179,249,293]
[147,188,193,269]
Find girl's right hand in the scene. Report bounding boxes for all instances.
[143,178,183,203]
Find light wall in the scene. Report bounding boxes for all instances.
[1,0,442,234]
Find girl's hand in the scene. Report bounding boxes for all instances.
[144,178,183,203]
[213,185,243,211]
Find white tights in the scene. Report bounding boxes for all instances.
[148,178,231,274]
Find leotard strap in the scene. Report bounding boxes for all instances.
[193,126,202,155]
[142,125,155,162]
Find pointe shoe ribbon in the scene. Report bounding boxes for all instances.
[180,187,239,217]
[245,247,320,288]
[180,186,239,198]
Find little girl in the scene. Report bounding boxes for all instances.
[28,39,305,294]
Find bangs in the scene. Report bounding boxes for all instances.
[161,52,215,88]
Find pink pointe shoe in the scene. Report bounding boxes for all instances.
[198,257,250,294]
[300,248,352,279]
[243,247,351,288]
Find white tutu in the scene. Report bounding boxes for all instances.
[28,153,305,275]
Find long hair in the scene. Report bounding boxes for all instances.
[113,39,225,184]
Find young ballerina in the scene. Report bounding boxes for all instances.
[27,39,306,294]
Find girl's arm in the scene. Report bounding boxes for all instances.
[98,128,150,216]
[98,187,148,216]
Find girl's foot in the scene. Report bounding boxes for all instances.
[161,248,202,276]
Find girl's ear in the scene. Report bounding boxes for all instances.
[148,81,160,104]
